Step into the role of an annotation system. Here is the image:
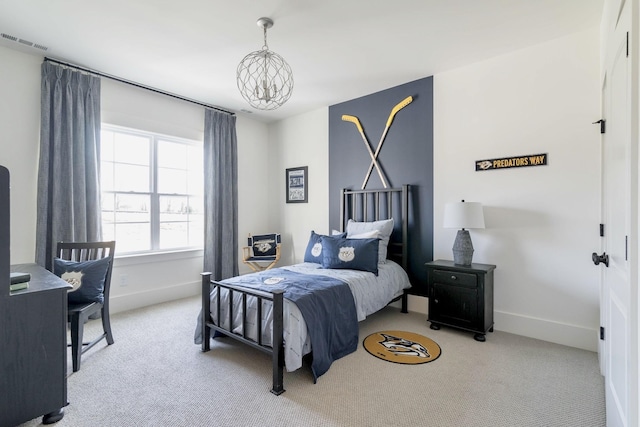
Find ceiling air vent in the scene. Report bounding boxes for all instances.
[1,32,48,51]
[1,33,17,42]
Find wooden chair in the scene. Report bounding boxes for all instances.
[56,241,116,372]
[242,233,281,272]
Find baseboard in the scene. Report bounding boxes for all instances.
[494,310,598,352]
[109,281,200,314]
[405,294,598,352]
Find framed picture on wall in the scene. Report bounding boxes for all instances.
[286,166,308,203]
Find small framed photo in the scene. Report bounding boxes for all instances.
[286,166,308,203]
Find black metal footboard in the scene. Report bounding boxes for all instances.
[200,273,285,395]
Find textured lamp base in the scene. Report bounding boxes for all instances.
[452,229,474,266]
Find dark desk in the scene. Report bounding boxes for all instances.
[0,263,70,427]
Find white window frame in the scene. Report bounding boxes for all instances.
[100,124,203,255]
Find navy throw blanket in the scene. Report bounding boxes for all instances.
[222,268,358,382]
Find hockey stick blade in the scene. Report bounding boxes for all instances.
[341,114,364,133]
[386,96,413,127]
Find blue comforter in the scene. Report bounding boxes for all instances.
[220,268,358,382]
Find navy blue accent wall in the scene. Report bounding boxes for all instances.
[328,77,433,296]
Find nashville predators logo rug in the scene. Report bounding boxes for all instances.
[363,330,441,365]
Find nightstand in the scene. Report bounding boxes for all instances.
[425,260,496,341]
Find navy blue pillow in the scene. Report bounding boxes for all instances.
[54,257,111,304]
[320,236,380,275]
[303,231,347,263]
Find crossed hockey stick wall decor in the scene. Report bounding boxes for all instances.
[342,96,413,189]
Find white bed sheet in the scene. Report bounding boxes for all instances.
[204,260,411,372]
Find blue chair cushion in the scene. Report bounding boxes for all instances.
[54,257,111,304]
[320,236,380,275]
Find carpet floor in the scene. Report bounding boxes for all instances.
[18,295,605,427]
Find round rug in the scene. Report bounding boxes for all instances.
[363,330,441,364]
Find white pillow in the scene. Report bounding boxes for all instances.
[346,218,394,263]
[348,230,380,239]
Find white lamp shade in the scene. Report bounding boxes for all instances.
[443,201,485,229]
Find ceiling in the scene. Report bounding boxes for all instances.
[0,0,603,123]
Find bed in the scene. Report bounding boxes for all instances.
[195,186,412,394]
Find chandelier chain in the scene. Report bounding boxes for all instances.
[262,26,269,50]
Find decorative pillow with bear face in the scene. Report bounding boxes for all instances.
[303,231,346,263]
[54,257,111,304]
[320,236,379,275]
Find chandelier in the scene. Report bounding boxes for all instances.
[236,17,294,110]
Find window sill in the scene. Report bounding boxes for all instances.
[114,248,204,267]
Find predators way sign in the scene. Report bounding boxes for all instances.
[475,153,547,171]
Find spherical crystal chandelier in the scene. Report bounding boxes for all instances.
[236,17,294,110]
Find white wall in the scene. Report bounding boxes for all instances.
[237,114,271,274]
[0,46,271,313]
[433,27,601,350]
[273,27,601,351]
[268,108,330,265]
[0,46,41,264]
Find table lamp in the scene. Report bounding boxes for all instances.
[443,200,485,266]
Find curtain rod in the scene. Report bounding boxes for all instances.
[44,57,234,116]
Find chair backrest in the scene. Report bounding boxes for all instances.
[56,241,116,305]
[248,234,281,258]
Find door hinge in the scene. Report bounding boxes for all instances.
[627,32,629,57]
[599,224,604,237]
[593,119,605,134]
[600,326,605,340]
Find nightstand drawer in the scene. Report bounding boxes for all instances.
[432,269,477,288]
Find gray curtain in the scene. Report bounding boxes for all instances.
[36,61,102,270]
[203,109,238,280]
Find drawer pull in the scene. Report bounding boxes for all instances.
[450,275,457,280]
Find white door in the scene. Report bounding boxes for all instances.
[599,1,633,426]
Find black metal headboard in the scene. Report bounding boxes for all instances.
[339,185,409,270]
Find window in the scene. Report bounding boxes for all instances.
[100,125,203,254]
